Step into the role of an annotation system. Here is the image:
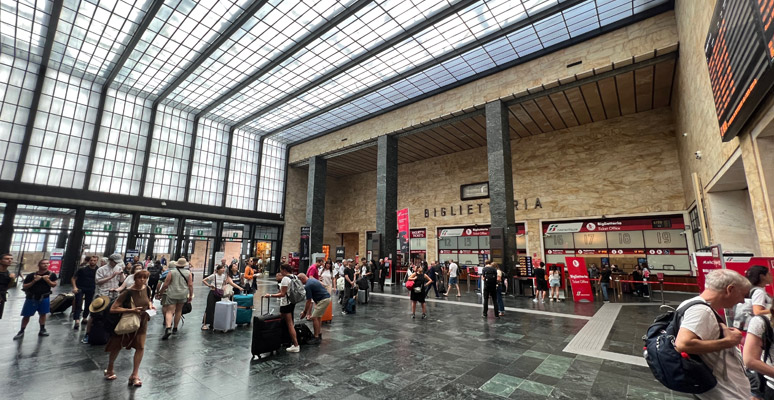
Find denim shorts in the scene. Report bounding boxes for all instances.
[21,297,50,317]
[449,277,458,285]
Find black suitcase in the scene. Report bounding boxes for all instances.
[295,323,313,345]
[50,292,74,314]
[251,297,289,359]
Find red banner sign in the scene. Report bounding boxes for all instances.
[397,208,410,254]
[49,248,64,274]
[565,257,594,302]
[546,249,573,255]
[544,216,685,233]
[409,229,426,238]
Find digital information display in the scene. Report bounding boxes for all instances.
[706,0,774,141]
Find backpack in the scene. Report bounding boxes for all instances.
[482,267,497,287]
[285,275,306,304]
[345,297,356,314]
[747,315,774,397]
[294,323,314,345]
[731,287,765,331]
[336,277,345,291]
[643,300,721,394]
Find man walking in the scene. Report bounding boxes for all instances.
[14,259,57,339]
[298,273,331,345]
[444,259,461,297]
[0,253,17,319]
[426,261,439,298]
[378,258,388,292]
[599,265,611,302]
[307,258,322,280]
[674,269,751,399]
[96,253,124,299]
[481,262,499,319]
[71,255,98,329]
[342,260,356,312]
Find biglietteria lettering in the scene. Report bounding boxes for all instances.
[423,198,542,218]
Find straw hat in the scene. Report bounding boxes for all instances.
[89,295,110,313]
[175,257,188,268]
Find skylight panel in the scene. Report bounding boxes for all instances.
[0,0,54,64]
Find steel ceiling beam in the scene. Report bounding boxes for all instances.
[264,0,673,146]
[251,0,587,140]
[155,0,271,103]
[197,0,375,117]
[83,0,165,190]
[13,0,64,182]
[232,0,481,128]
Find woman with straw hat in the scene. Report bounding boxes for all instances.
[80,295,110,345]
[156,258,193,340]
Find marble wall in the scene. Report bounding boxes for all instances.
[704,189,761,254]
[283,108,686,260]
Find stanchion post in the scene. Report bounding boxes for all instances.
[660,281,665,305]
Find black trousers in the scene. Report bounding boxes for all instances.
[426,281,438,297]
[483,285,498,316]
[379,274,386,291]
[73,290,94,320]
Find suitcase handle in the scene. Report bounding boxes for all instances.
[260,295,274,315]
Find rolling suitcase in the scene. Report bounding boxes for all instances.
[295,323,313,345]
[213,300,237,332]
[321,301,332,324]
[233,294,253,325]
[357,288,368,304]
[251,297,289,359]
[50,292,74,314]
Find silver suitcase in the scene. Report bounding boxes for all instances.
[213,300,237,332]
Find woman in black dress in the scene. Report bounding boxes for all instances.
[408,265,433,319]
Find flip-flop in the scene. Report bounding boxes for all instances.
[131,377,142,387]
[104,370,117,381]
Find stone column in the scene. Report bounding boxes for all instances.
[741,134,774,256]
[0,202,18,253]
[376,135,398,268]
[306,156,327,258]
[486,100,518,274]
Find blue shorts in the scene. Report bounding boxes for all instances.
[449,277,458,285]
[21,297,50,317]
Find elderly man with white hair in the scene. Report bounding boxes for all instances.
[674,268,751,399]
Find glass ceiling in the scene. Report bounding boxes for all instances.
[1,0,671,147]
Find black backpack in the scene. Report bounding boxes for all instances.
[482,267,497,287]
[643,300,721,394]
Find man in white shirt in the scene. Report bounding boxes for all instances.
[675,268,751,399]
[444,260,461,297]
[95,253,125,299]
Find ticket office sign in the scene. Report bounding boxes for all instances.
[565,256,593,303]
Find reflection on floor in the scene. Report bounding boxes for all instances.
[0,277,693,399]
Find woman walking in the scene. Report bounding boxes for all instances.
[156,258,193,340]
[201,264,242,330]
[320,260,334,295]
[746,265,773,316]
[244,258,256,294]
[408,265,432,319]
[103,270,153,387]
[495,263,507,317]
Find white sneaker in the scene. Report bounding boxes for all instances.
[532,298,538,303]
[540,300,545,303]
[287,345,300,353]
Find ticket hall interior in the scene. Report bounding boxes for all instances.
[2,0,774,398]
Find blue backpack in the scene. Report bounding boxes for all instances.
[345,297,356,314]
[643,300,721,394]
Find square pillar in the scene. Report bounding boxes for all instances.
[306,156,327,257]
[376,136,398,266]
[486,100,518,274]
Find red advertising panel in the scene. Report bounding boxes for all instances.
[544,216,685,233]
[397,208,410,254]
[565,257,594,303]
[409,229,426,238]
[696,254,774,295]
[49,249,64,274]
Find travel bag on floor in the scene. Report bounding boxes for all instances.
[233,294,254,325]
[213,300,237,332]
[251,297,289,359]
[50,292,74,314]
[357,288,368,304]
[321,300,332,323]
[345,297,356,314]
[295,323,313,345]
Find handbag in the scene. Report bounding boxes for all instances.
[212,274,224,299]
[405,280,415,290]
[182,302,192,314]
[114,297,140,335]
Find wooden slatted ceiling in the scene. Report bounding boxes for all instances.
[318,58,675,177]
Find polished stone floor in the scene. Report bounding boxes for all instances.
[0,276,693,399]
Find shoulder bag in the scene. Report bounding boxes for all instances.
[212,274,224,300]
[114,296,140,335]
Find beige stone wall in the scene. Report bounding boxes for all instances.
[672,0,740,204]
[285,108,685,260]
[280,166,308,260]
[289,11,679,164]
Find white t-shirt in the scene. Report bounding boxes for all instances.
[96,264,123,296]
[751,287,772,310]
[449,263,458,278]
[746,316,774,389]
[678,296,750,399]
[279,276,292,307]
[205,272,228,289]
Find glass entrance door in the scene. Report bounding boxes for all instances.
[10,205,76,274]
[183,219,216,276]
[82,210,132,258]
[136,215,179,265]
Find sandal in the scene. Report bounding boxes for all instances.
[201,325,209,331]
[104,370,117,381]
[129,376,142,387]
